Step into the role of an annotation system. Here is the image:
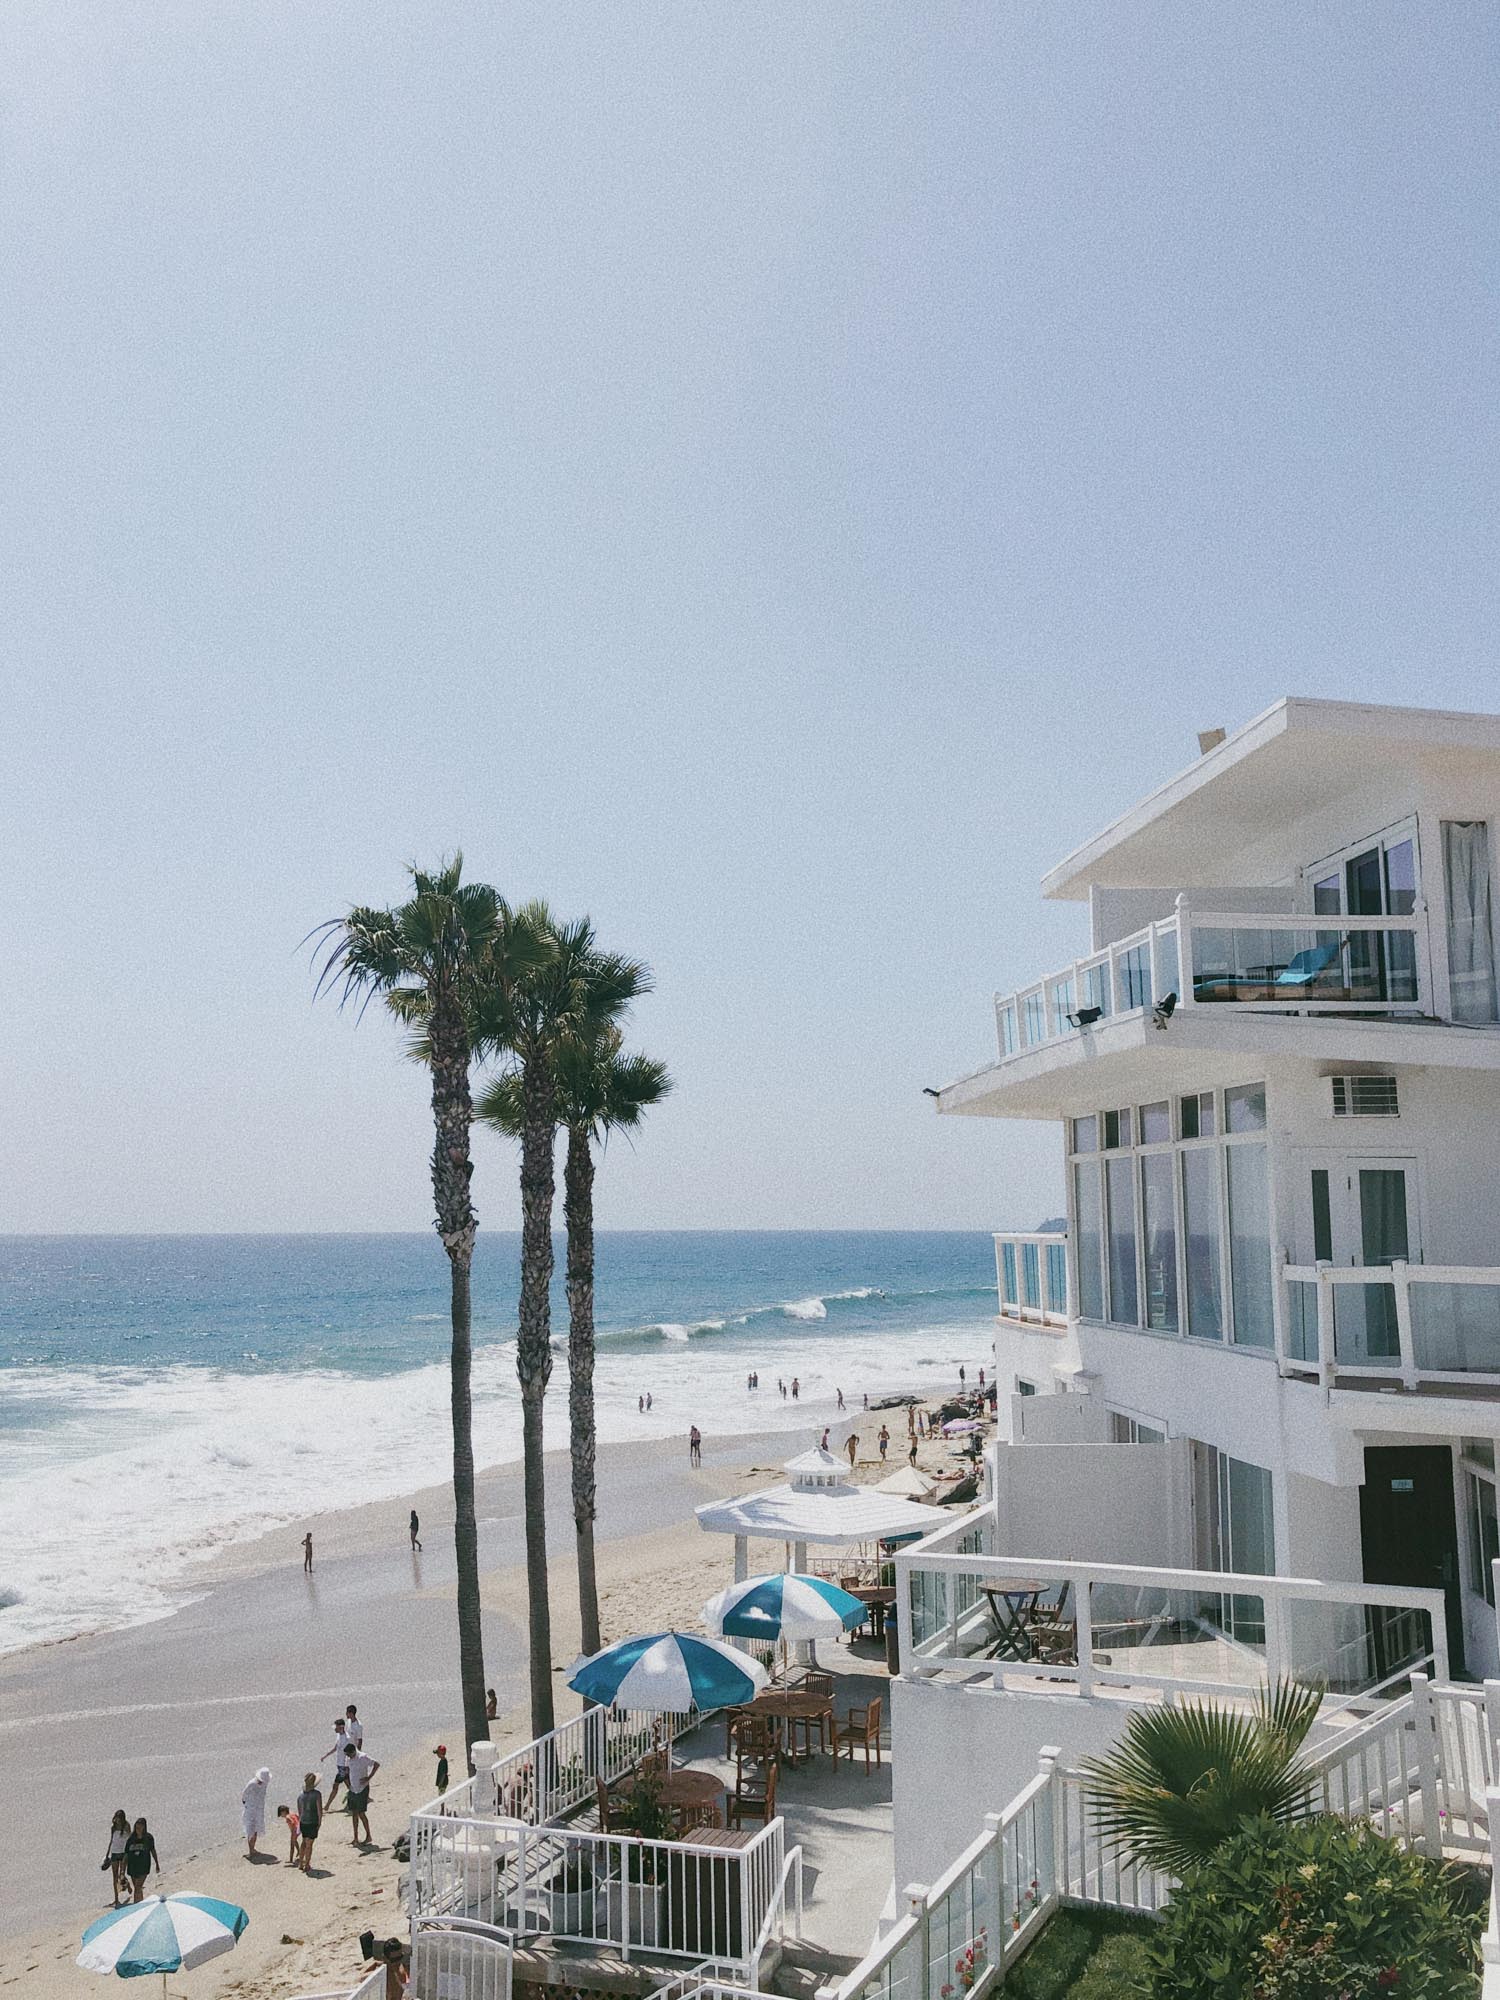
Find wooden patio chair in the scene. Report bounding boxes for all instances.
[727,1758,778,1829]
[792,1673,835,1755]
[831,1695,883,1770]
[729,1711,777,1770]
[1024,1581,1078,1666]
[675,1799,725,1835]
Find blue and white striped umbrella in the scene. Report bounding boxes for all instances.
[79,1894,248,1983]
[568,1630,769,1712]
[704,1572,867,1642]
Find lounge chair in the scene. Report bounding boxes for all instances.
[1193,934,1346,1003]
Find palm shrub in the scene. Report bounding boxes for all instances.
[1080,1679,1323,1877]
[1145,1814,1482,1999]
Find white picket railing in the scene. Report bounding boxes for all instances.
[288,1972,387,2000]
[897,1537,1448,1708]
[411,1918,514,2000]
[407,1808,791,1976]
[415,1705,692,1827]
[994,899,1430,1062]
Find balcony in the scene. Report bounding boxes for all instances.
[1281,1259,1500,1394]
[993,1232,1070,1329]
[894,1509,1451,1707]
[993,899,1429,1065]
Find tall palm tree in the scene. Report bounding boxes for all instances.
[479,1031,671,1663]
[1080,1678,1323,1877]
[473,908,648,1737]
[314,858,547,1758]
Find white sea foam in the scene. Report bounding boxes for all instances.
[0,1313,994,1659]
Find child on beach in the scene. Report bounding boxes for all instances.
[433,1745,449,1796]
[123,1819,159,1903]
[486,1688,498,1720]
[101,1809,130,1907]
[277,1803,300,1863]
[296,1773,324,1871]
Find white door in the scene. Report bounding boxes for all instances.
[1297,1154,1421,1364]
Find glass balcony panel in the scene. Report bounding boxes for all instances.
[1191,925,1417,1005]
[1408,1283,1500,1374]
[1021,1241,1042,1308]
[1021,991,1047,1046]
[1045,1241,1069,1314]
[1089,1581,1267,1689]
[1155,926,1180,999]
[1283,1595,1433,1698]
[1000,1242,1019,1310]
[1115,945,1151,1012]
[1333,1282,1401,1365]
[1286,1278,1319,1363]
[1081,962,1111,1017]
[1049,976,1075,1031]
[998,1003,1019,1056]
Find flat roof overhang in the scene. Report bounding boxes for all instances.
[1042,698,1500,902]
[937,1012,1500,1121]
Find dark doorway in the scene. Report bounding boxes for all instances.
[1360,1445,1466,1682]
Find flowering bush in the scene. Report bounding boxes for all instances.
[939,1928,989,1996]
[1147,1816,1482,2000]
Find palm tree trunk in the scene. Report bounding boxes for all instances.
[517,1057,557,1739]
[429,993,490,1760]
[564,1123,601,1661]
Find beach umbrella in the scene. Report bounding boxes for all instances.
[703,1572,866,1642]
[568,1630,768,1713]
[79,1894,249,1995]
[942,1418,984,1436]
[874,1465,937,1499]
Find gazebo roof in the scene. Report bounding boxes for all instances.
[694,1480,941,1547]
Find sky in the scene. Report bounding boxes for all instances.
[2,3,1498,1234]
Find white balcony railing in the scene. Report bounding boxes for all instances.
[993,1232,1070,1328]
[993,897,1431,1062]
[1280,1258,1500,1391]
[408,1807,795,1976]
[894,1521,1449,1708]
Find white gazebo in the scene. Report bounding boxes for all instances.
[695,1446,941,1581]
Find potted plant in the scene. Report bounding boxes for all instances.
[598,1770,675,1947]
[547,1847,597,1935]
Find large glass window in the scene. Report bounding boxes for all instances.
[1074,1162,1104,1321]
[1469,1471,1498,1608]
[1141,1152,1179,1332]
[1227,1143,1273,1349]
[1225,1083,1266,1134]
[1140,1100,1171,1144]
[1182,1146,1224,1340]
[1106,1155,1139,1326]
[1071,1115,1098,1153]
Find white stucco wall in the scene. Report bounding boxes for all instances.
[991,1439,1192,1568]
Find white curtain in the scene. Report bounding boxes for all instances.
[1443,820,1497,1024]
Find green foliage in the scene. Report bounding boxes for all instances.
[1080,1680,1323,1876]
[1146,1815,1482,2000]
[1001,1909,1153,1999]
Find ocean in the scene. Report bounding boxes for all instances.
[0,1231,997,1657]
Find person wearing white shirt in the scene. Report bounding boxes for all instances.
[241,1767,271,1856]
[321,1718,351,1808]
[345,1747,379,1847]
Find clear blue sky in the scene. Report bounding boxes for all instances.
[3,4,1497,1233]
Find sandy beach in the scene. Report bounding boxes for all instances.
[0,1394,973,1996]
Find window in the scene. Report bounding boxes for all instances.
[1227,1144,1273,1349]
[1140,1100,1171,1144]
[1469,1472,1498,1607]
[1141,1152,1179,1332]
[1182,1146,1224,1339]
[1071,1115,1098,1154]
[1016,1378,1038,1398]
[1074,1163,1105,1321]
[1178,1091,1215,1139]
[1106,1155,1139,1326]
[1102,1107,1133,1149]
[1110,1412,1166,1445]
[1225,1083,1266,1134]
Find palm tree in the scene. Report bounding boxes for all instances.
[314,858,547,1758]
[473,908,648,1737]
[479,1030,671,1663]
[1079,1678,1323,1878]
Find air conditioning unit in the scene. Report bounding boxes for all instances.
[1331,1074,1399,1119]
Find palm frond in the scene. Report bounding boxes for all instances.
[475,1071,526,1139]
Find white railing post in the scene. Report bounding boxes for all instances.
[1485,1793,1500,1965]
[1174,895,1194,1009]
[1409,1674,1444,1857]
[1272,1247,1290,1373]
[895,1549,915,1679]
[1264,1590,1289,1687]
[472,1741,499,1816]
[904,1883,932,2000]
[1483,1680,1500,1782]
[1392,1260,1419,1389]
[1316,1265,1336,1388]
[1075,1579,1095,1697]
[1037,1744,1064,1904]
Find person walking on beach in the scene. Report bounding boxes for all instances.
[978,1367,985,1391]
[433,1745,449,1796]
[345,1702,363,1748]
[241,1766,271,1856]
[296,1772,324,1872]
[908,1436,919,1468]
[302,1531,313,1573]
[322,1718,351,1807]
[638,1394,644,1412]
[836,1388,845,1411]
[102,1809,130,1907]
[688,1424,702,1466]
[845,1432,857,1470]
[791,1376,799,1400]
[877,1424,890,1462]
[345,1745,379,1847]
[646,1391,652,1410]
[959,1364,966,1388]
[409,1509,421,1551]
[277,1803,300,1864]
[820,1427,830,1451]
[123,1818,159,1903]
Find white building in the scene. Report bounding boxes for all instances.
[885,695,1500,1892]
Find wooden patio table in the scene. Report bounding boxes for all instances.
[850,1585,896,1640]
[978,1579,1049,1660]
[746,1688,834,1762]
[616,1767,726,1812]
